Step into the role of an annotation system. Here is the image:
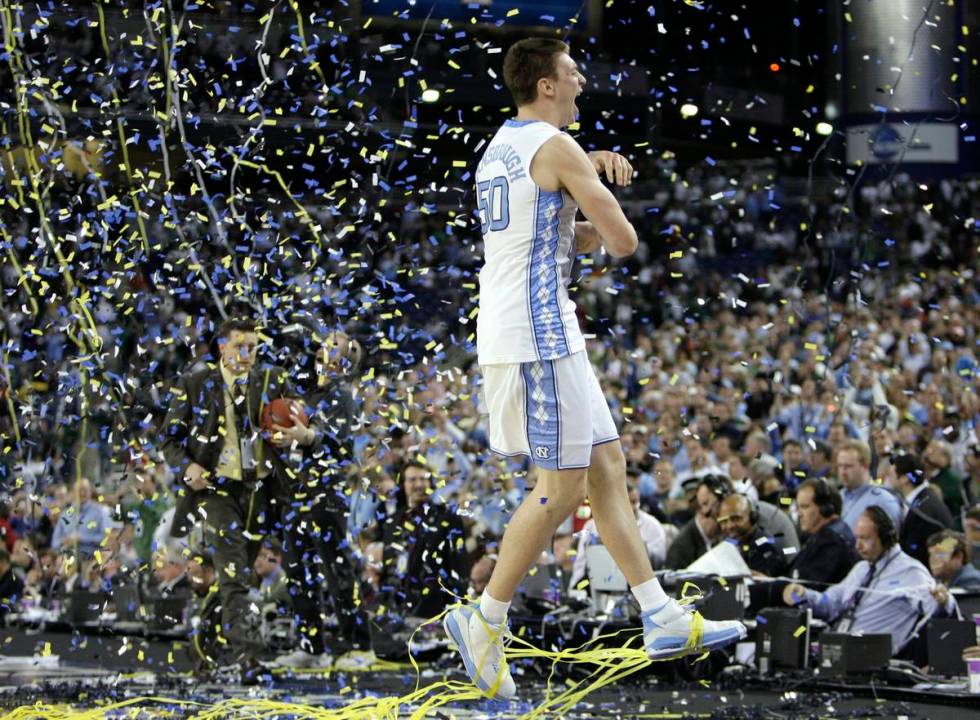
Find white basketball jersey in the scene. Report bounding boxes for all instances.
[475,119,584,364]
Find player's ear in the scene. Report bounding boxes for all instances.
[537,76,554,98]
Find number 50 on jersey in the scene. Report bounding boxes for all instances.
[477,176,510,234]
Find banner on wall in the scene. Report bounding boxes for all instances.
[846,123,959,165]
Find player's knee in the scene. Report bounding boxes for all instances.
[588,444,626,488]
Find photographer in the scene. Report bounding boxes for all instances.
[270,329,375,672]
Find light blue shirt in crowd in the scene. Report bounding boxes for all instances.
[801,545,938,653]
[51,500,114,555]
[841,483,902,534]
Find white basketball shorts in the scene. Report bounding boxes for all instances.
[481,350,619,471]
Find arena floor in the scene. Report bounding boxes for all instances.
[0,656,974,720]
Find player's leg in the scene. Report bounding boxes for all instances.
[445,358,585,699]
[485,466,586,603]
[584,364,746,658]
[445,466,584,699]
[586,440,655,587]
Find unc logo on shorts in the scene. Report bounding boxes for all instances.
[534,445,551,460]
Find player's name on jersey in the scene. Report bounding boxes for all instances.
[477,142,526,182]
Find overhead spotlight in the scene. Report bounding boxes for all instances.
[815,121,833,136]
[680,103,699,119]
[420,88,441,103]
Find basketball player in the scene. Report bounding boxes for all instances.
[443,38,746,699]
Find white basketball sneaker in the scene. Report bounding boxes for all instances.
[443,604,516,700]
[642,598,746,659]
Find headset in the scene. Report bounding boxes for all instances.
[891,451,926,487]
[698,473,733,500]
[864,504,898,549]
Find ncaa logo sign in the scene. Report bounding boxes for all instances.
[534,446,551,460]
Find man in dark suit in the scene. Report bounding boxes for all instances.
[160,316,293,682]
[790,478,859,585]
[665,475,727,569]
[891,453,954,566]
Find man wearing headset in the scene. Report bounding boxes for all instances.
[717,494,787,578]
[789,478,860,585]
[666,475,799,570]
[783,506,941,655]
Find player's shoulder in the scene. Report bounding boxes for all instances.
[533,132,588,178]
[539,130,583,155]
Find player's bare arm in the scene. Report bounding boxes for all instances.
[532,134,637,257]
[574,221,600,253]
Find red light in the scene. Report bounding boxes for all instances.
[770,62,781,72]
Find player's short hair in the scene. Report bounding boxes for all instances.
[503,38,570,106]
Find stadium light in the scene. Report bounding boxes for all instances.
[680,103,699,119]
[815,121,833,136]
[421,88,441,103]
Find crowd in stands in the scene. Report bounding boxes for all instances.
[0,161,976,662]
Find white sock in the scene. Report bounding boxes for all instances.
[631,578,669,613]
[479,590,511,626]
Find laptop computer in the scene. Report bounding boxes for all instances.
[113,584,142,622]
[147,594,189,630]
[927,618,975,677]
[513,563,563,614]
[66,591,105,624]
[586,545,629,593]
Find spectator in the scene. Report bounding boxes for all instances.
[50,477,115,558]
[253,537,289,610]
[927,530,980,592]
[789,479,859,585]
[24,548,63,609]
[710,434,736,477]
[966,443,980,505]
[150,545,190,597]
[966,504,980,568]
[468,555,494,599]
[9,536,37,578]
[666,475,728,569]
[0,500,18,552]
[0,546,24,621]
[674,431,724,488]
[717,494,787,578]
[923,439,967,520]
[748,457,783,507]
[838,440,902,533]
[889,453,954,566]
[121,466,174,565]
[783,506,940,655]
[809,441,833,480]
[374,460,468,620]
[780,439,808,490]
